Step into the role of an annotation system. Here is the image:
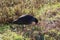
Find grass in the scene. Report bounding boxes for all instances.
[0,2,60,40]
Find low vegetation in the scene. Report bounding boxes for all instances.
[0,0,60,40]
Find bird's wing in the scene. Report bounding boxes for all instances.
[13,14,27,22]
[19,14,28,18]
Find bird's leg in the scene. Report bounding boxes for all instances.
[23,25,26,28]
[23,25,25,31]
[16,25,21,34]
[22,25,26,32]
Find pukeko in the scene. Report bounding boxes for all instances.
[10,14,38,31]
[12,14,38,25]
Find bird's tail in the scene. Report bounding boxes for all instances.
[7,19,14,24]
[12,21,17,24]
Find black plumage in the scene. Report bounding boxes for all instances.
[12,15,38,25]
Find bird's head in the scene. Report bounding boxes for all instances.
[31,18,38,25]
[34,18,38,24]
